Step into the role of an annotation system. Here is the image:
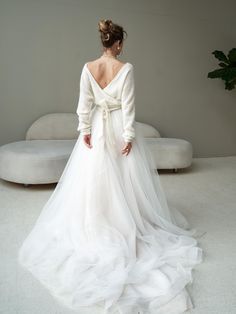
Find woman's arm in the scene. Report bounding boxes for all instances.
[121,65,136,143]
[76,65,94,135]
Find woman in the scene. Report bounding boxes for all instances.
[18,19,204,314]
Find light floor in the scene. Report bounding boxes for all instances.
[0,156,236,314]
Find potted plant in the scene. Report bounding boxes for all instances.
[207,48,236,90]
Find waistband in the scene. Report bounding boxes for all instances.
[95,98,122,111]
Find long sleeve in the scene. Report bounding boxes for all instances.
[76,65,94,135]
[121,65,136,143]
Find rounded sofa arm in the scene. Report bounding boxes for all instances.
[25,113,79,140]
[135,121,161,138]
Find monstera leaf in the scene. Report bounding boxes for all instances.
[207,48,236,90]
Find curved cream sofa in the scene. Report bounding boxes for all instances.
[0,113,192,185]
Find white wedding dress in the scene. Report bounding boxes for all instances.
[18,62,204,314]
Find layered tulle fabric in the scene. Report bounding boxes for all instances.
[18,105,203,314]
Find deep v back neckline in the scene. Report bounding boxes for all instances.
[85,62,129,91]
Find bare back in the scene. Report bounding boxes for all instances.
[87,58,126,90]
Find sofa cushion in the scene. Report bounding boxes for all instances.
[0,140,76,184]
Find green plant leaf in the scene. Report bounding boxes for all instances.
[218,62,227,68]
[225,79,236,90]
[212,50,229,63]
[223,67,236,80]
[207,68,228,79]
[228,48,236,63]
[207,67,236,80]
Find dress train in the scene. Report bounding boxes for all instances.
[18,105,204,314]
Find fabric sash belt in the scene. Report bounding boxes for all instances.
[95,98,122,151]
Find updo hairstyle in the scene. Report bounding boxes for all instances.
[98,19,127,48]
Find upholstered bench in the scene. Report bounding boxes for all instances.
[145,138,193,172]
[0,113,193,185]
[0,113,159,185]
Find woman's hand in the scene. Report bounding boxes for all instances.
[83,134,93,149]
[122,142,132,156]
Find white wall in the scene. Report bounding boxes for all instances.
[0,0,236,157]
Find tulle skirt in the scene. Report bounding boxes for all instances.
[18,106,203,314]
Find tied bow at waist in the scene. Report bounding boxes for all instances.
[95,98,122,150]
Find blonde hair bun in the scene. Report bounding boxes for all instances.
[98,19,113,34]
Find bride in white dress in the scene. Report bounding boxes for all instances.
[18,19,204,314]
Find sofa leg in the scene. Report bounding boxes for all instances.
[23,183,30,187]
[173,168,178,173]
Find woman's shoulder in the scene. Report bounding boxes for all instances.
[86,58,132,69]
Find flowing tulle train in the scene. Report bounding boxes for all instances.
[18,106,203,314]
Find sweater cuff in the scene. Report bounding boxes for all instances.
[122,132,135,143]
[78,127,91,135]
